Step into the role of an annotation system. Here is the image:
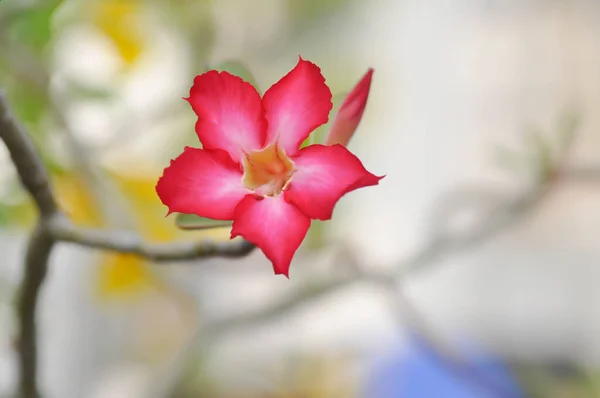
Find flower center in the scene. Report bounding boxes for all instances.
[242,144,295,197]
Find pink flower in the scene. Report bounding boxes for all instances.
[156,57,383,277]
[326,68,374,147]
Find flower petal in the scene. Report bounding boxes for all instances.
[285,144,383,220]
[262,57,332,155]
[156,147,248,220]
[186,71,266,163]
[231,195,310,276]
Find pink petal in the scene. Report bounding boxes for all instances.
[156,147,248,220]
[284,144,383,220]
[325,68,374,147]
[231,195,311,276]
[186,71,266,163]
[262,57,332,155]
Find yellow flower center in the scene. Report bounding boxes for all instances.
[242,144,294,197]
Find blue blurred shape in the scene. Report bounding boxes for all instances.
[365,337,524,398]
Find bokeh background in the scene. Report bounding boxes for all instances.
[2,0,600,397]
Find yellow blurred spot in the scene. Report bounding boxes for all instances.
[111,172,179,242]
[52,170,232,302]
[97,254,157,298]
[92,0,145,66]
[54,173,158,301]
[97,172,231,300]
[54,174,103,226]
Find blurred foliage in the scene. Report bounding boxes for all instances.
[493,110,580,184]
[287,0,353,33]
[163,0,215,72]
[5,0,62,52]
[213,60,259,90]
[516,363,600,398]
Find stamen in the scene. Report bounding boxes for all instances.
[241,144,294,197]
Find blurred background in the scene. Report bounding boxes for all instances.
[2,0,600,396]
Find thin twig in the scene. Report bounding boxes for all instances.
[397,183,550,278]
[0,91,57,217]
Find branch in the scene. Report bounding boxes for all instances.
[0,89,256,398]
[0,91,57,217]
[48,214,255,261]
[397,183,550,278]
[0,89,256,262]
[16,223,55,398]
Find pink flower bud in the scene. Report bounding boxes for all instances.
[325,68,374,146]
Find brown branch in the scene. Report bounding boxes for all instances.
[48,214,255,261]
[0,90,255,398]
[1,91,57,398]
[16,223,55,398]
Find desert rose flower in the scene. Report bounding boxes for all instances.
[156,57,383,276]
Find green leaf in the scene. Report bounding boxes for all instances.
[212,61,259,91]
[175,213,233,230]
[7,0,64,51]
[301,92,347,148]
[7,84,47,127]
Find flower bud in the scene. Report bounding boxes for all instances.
[325,68,374,146]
